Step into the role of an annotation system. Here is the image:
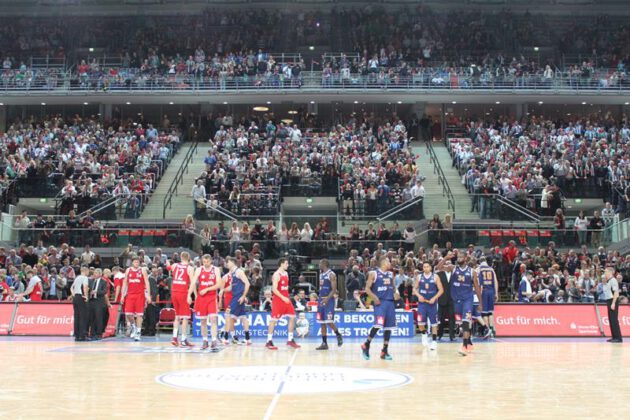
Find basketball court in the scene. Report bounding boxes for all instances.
[1,336,627,419]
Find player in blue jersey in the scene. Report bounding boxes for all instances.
[413,262,444,351]
[437,252,481,356]
[316,259,343,350]
[478,257,498,338]
[223,257,252,346]
[361,256,400,361]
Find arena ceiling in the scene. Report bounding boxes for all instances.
[1,0,628,16]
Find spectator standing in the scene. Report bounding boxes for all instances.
[574,211,588,245]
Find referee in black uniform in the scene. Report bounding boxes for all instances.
[603,267,623,343]
[72,267,90,342]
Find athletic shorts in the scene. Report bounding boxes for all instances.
[271,297,295,320]
[194,295,218,318]
[172,292,191,318]
[316,298,335,324]
[124,293,145,316]
[482,291,495,314]
[453,297,474,324]
[416,302,439,326]
[373,299,396,330]
[230,295,247,318]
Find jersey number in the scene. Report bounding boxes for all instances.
[174,267,186,281]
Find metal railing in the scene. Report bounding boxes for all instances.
[2,71,630,93]
[425,140,456,219]
[162,136,197,219]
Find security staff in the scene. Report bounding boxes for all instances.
[143,267,159,336]
[88,268,108,340]
[71,267,90,342]
[603,268,622,343]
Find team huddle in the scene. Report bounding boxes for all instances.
[118,252,497,356]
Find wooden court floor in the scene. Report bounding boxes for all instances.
[0,336,628,419]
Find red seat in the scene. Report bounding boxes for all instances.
[156,308,176,336]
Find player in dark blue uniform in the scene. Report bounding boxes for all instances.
[478,257,499,338]
[413,262,444,351]
[316,259,343,350]
[437,252,481,356]
[361,256,400,360]
[224,257,251,345]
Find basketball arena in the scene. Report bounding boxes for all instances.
[0,0,629,418]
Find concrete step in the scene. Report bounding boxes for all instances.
[428,142,478,220]
[141,143,202,220]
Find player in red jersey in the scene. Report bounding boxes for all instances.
[266,258,300,350]
[121,257,151,341]
[188,254,223,350]
[218,271,233,343]
[166,252,195,347]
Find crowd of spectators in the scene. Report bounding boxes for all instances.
[1,115,182,220]
[450,115,630,219]
[192,114,422,219]
[3,8,630,90]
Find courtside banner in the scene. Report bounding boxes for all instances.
[0,303,14,335]
[192,311,415,338]
[494,304,601,336]
[11,303,121,336]
[599,304,630,337]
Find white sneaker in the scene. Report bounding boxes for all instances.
[134,332,141,342]
[421,334,429,347]
[430,340,437,351]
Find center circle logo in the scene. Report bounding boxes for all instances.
[156,366,413,394]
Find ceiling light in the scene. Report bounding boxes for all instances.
[538,101,544,105]
[169,101,174,105]
[353,101,359,104]
[0,103,4,106]
[452,101,457,104]
[397,101,402,104]
[126,102,131,105]
[83,102,89,105]
[288,110,298,115]
[266,101,271,105]
[253,106,269,112]
[310,101,315,104]
[581,102,587,105]
[281,119,293,124]
[223,102,228,105]
[495,101,501,104]
[625,102,630,105]
[41,102,46,106]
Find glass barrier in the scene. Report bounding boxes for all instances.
[7,224,623,259]
[2,72,630,92]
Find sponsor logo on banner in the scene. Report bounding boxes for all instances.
[157,366,413,394]
[10,303,120,336]
[599,304,630,337]
[192,311,415,338]
[495,304,601,336]
[0,303,14,335]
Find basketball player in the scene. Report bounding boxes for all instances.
[219,271,232,343]
[478,257,498,338]
[166,252,195,347]
[361,256,400,360]
[224,257,252,345]
[188,254,223,350]
[413,262,444,351]
[316,259,343,350]
[121,257,151,341]
[266,258,301,350]
[438,252,481,356]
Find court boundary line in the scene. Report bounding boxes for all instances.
[262,350,298,420]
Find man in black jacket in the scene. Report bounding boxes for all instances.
[436,260,455,341]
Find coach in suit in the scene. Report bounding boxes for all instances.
[88,269,108,340]
[436,260,455,341]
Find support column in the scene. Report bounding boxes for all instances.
[0,106,6,132]
[99,103,112,122]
